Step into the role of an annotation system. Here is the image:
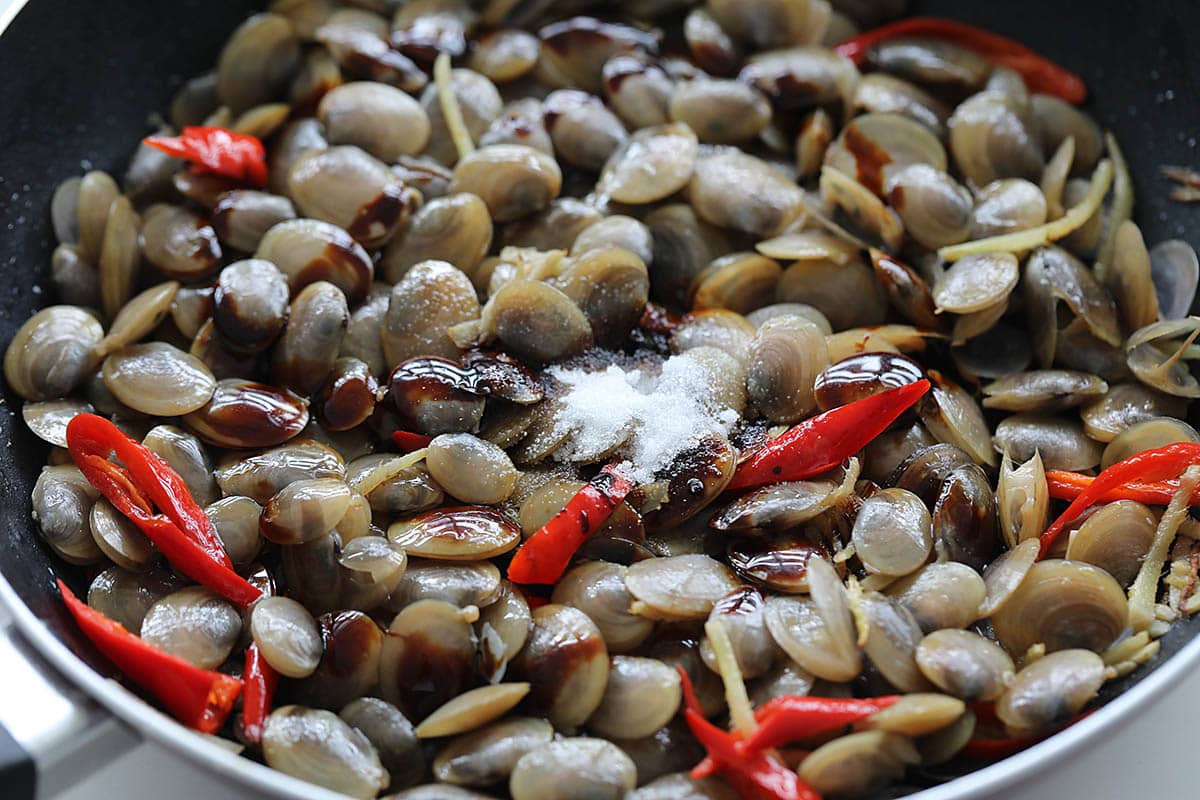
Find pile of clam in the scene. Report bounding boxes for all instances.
[10,0,1200,798]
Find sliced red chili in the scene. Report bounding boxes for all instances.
[1045,469,1200,506]
[742,694,901,752]
[58,580,242,734]
[834,17,1087,104]
[66,414,261,607]
[676,667,821,800]
[727,379,930,491]
[507,465,633,585]
[1039,442,1200,558]
[241,643,280,746]
[391,429,434,452]
[144,126,268,187]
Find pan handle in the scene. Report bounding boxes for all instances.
[0,603,140,799]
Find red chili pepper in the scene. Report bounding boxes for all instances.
[58,579,242,734]
[507,465,633,585]
[834,17,1087,104]
[742,695,901,752]
[1045,469,1200,506]
[963,703,1093,760]
[144,126,268,187]
[1040,442,1200,558]
[391,429,434,452]
[66,414,262,606]
[727,379,930,491]
[676,667,821,800]
[241,643,280,746]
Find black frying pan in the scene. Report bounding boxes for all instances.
[0,1,1197,797]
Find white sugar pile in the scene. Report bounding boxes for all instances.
[546,355,740,484]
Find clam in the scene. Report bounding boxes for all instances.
[212,190,297,253]
[1125,317,1200,398]
[456,279,592,365]
[739,46,859,112]
[96,281,180,357]
[383,261,481,367]
[297,610,384,710]
[543,89,628,171]
[1149,239,1199,319]
[949,90,1044,187]
[32,466,101,565]
[799,730,920,798]
[982,370,1109,413]
[915,629,1014,702]
[764,560,860,682]
[87,566,182,634]
[744,316,829,423]
[415,683,531,739]
[814,351,924,410]
[216,12,300,113]
[626,554,741,621]
[271,281,349,395]
[919,370,997,468]
[513,604,610,728]
[450,145,562,223]
[684,8,741,76]
[691,151,806,238]
[571,215,654,266]
[379,599,478,720]
[991,559,1128,655]
[969,179,1048,238]
[141,205,222,283]
[552,246,650,347]
[1032,93,1103,174]
[1106,221,1160,332]
[1101,416,1200,469]
[796,108,835,179]
[992,414,1102,471]
[255,218,373,303]
[1066,499,1157,587]
[746,302,834,334]
[340,285,391,376]
[260,477,353,544]
[51,176,82,245]
[140,586,241,670]
[713,460,856,532]
[867,36,990,94]
[853,487,933,576]
[691,252,782,316]
[288,146,417,247]
[480,98,554,155]
[819,166,904,251]
[995,649,1105,735]
[628,773,738,800]
[390,559,502,610]
[89,499,155,572]
[316,22,426,93]
[339,698,424,791]
[669,79,771,145]
[182,379,309,448]
[932,252,1018,315]
[262,706,388,799]
[869,249,940,329]
[204,496,263,567]
[5,306,102,401]
[98,202,143,322]
[469,28,540,82]
[251,596,323,678]
[318,82,429,162]
[432,717,553,787]
[725,532,826,594]
[551,561,654,654]
[996,452,1049,548]
[586,656,681,739]
[420,66,503,164]
[707,0,826,48]
[598,122,698,206]
[102,343,217,416]
[476,579,531,681]
[76,170,118,262]
[698,586,779,680]
[1024,245,1121,367]
[855,72,950,135]
[824,112,947,196]
[776,256,887,331]
[388,505,521,561]
[859,693,967,737]
[22,400,94,448]
[535,16,657,93]
[143,425,220,507]
[886,562,987,633]
[338,536,409,611]
[645,203,733,306]
[668,309,755,363]
[642,432,739,529]
[319,358,379,431]
[382,193,493,284]
[384,357,486,436]
[281,533,344,616]
[50,245,100,308]
[509,738,636,800]
[426,433,518,504]
[215,438,345,502]
[600,52,672,131]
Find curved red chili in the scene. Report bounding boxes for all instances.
[58,580,242,734]
[835,17,1087,104]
